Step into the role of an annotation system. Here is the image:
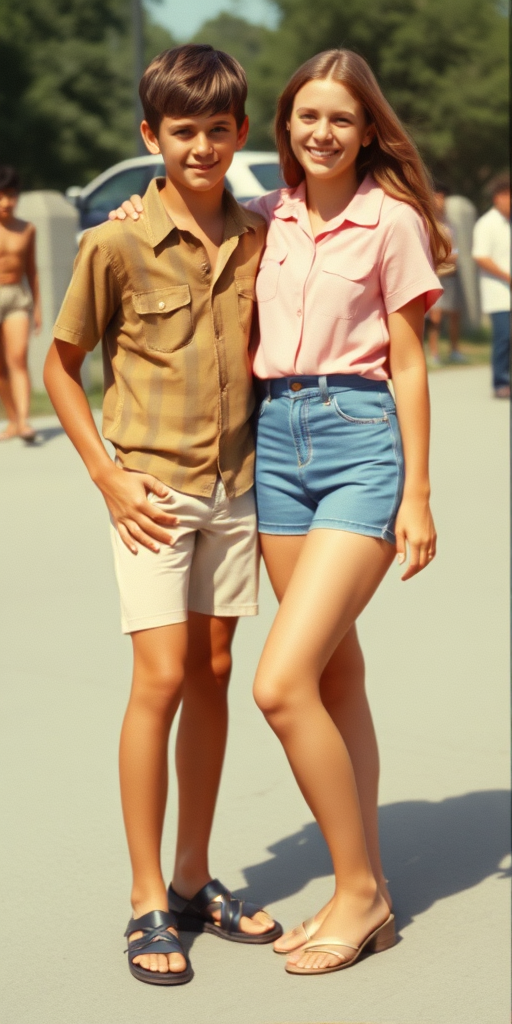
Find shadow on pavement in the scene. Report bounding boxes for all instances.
[234,790,510,930]
[31,426,65,445]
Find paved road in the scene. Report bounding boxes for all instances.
[0,367,510,1024]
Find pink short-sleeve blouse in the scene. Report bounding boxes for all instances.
[246,174,442,381]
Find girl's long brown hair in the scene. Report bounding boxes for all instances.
[275,49,450,268]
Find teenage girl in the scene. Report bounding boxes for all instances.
[247,48,446,976]
[111,48,448,977]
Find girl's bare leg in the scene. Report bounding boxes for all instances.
[2,313,34,436]
[120,622,188,976]
[264,536,390,954]
[253,529,395,970]
[172,611,275,934]
[0,328,18,438]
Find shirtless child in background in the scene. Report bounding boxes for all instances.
[0,165,41,442]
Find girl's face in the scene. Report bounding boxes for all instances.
[288,77,373,183]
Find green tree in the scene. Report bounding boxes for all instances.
[237,0,507,203]
[191,13,273,150]
[0,0,176,190]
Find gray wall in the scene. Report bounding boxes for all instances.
[445,194,481,331]
[16,191,79,391]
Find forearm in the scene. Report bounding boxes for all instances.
[392,362,431,498]
[474,256,511,284]
[43,340,113,486]
[26,268,40,305]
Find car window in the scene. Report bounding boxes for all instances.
[248,163,285,192]
[85,167,155,211]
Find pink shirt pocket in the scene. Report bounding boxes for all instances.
[317,258,375,320]
[256,247,288,303]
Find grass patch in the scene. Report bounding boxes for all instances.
[426,337,490,370]
[21,341,489,419]
[29,385,103,417]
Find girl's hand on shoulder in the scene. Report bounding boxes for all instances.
[108,195,144,222]
[395,494,437,581]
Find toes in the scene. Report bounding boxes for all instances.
[274,926,304,952]
[292,950,343,971]
[240,911,274,934]
[168,952,187,974]
[283,945,305,964]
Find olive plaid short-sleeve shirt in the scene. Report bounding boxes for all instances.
[54,179,266,497]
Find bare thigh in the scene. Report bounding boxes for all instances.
[2,313,30,367]
[257,530,395,697]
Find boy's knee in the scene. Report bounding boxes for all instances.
[133,662,185,714]
[209,647,232,687]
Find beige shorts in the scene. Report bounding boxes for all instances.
[0,282,33,323]
[110,478,259,633]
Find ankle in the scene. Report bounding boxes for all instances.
[171,868,211,900]
[131,883,169,917]
[334,876,381,908]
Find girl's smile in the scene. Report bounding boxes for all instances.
[289,78,373,183]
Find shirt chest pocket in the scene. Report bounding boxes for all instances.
[235,276,256,333]
[318,259,374,320]
[132,285,192,353]
[256,248,287,302]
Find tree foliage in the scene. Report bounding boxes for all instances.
[235,0,508,204]
[0,0,507,204]
[0,0,175,190]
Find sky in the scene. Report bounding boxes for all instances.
[146,0,279,40]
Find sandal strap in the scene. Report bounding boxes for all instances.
[124,909,183,959]
[168,879,264,935]
[303,936,359,954]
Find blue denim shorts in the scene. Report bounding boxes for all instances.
[255,374,404,544]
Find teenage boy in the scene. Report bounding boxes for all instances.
[472,173,511,398]
[0,165,41,441]
[44,45,281,986]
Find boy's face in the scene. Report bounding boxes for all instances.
[494,189,510,219]
[433,191,446,216]
[0,189,18,221]
[141,110,248,194]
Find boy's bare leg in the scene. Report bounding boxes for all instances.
[2,312,35,437]
[120,621,188,975]
[172,611,276,935]
[0,328,18,438]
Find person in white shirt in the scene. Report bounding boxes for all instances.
[426,183,465,367]
[472,174,511,397]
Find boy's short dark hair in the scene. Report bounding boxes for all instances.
[0,165,21,192]
[139,44,247,135]
[487,172,510,198]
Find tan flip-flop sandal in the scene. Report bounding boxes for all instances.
[285,913,396,975]
[273,916,317,955]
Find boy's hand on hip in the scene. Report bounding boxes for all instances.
[96,463,178,554]
[395,495,437,581]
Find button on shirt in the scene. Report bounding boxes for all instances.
[54,179,266,497]
[247,175,442,380]
[472,206,511,313]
